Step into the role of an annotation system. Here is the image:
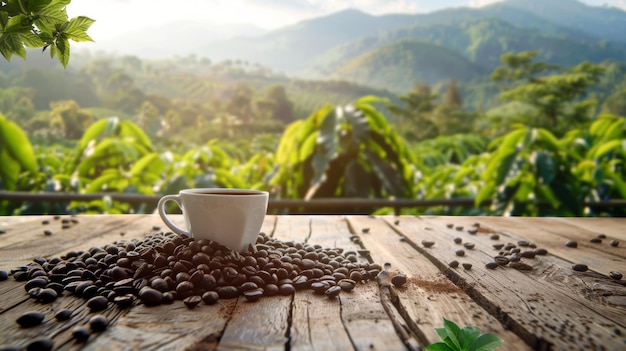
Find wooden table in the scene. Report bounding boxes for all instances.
[0,215,624,351]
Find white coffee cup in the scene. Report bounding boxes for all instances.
[157,188,269,252]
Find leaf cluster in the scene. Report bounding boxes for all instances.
[425,319,502,351]
[0,0,93,67]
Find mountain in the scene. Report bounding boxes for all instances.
[200,9,420,74]
[329,39,487,93]
[314,17,626,83]
[502,0,626,43]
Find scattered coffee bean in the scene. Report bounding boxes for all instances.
[448,260,459,268]
[421,240,435,248]
[16,311,45,328]
[43,230,52,236]
[455,226,464,231]
[572,264,588,272]
[520,251,536,259]
[565,240,578,248]
[391,274,407,288]
[325,285,341,298]
[55,309,73,321]
[534,248,548,255]
[36,288,58,303]
[463,242,475,250]
[0,270,8,281]
[446,223,454,229]
[494,256,510,266]
[493,244,504,250]
[89,315,108,332]
[87,296,109,311]
[183,295,202,308]
[139,287,163,306]
[609,271,623,280]
[26,338,53,351]
[361,228,370,233]
[490,234,500,240]
[610,240,619,247]
[597,234,607,239]
[0,229,6,234]
[589,238,602,244]
[462,263,472,270]
[453,237,462,244]
[517,240,530,247]
[73,326,91,342]
[455,249,465,257]
[202,291,219,305]
[467,229,477,235]
[485,262,499,270]
[338,279,356,292]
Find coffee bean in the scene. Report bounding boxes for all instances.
[610,240,619,247]
[421,240,435,248]
[36,288,58,303]
[114,294,135,308]
[279,283,295,296]
[243,288,264,302]
[520,251,536,259]
[572,264,588,272]
[338,279,356,292]
[16,311,45,328]
[467,229,478,235]
[462,263,472,270]
[453,237,462,244]
[139,287,163,306]
[494,256,510,266]
[609,271,623,280]
[534,248,548,255]
[264,283,279,296]
[448,260,459,268]
[493,244,504,250]
[391,274,407,288]
[55,309,73,321]
[44,230,53,236]
[517,240,530,247]
[26,338,53,351]
[73,326,91,342]
[565,240,578,248]
[485,262,498,270]
[490,234,500,240]
[183,295,202,308]
[217,286,239,299]
[589,238,602,244]
[87,296,109,311]
[325,286,341,299]
[446,223,454,229]
[455,226,464,231]
[25,277,49,291]
[89,315,108,332]
[0,270,8,281]
[202,291,219,305]
[455,250,465,257]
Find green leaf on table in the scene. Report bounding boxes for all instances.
[469,333,502,351]
[424,342,455,351]
[443,318,462,350]
[461,326,481,349]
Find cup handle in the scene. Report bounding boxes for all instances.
[157,194,190,236]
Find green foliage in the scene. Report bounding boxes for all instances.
[0,113,37,190]
[271,96,416,201]
[0,0,93,67]
[425,319,502,351]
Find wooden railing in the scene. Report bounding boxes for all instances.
[2,191,626,215]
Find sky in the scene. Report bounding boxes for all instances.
[68,0,626,41]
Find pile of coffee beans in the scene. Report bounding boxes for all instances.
[4,230,383,316]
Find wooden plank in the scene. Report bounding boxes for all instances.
[551,217,626,241]
[446,216,625,278]
[397,216,626,350]
[308,216,409,351]
[272,215,355,351]
[346,215,531,350]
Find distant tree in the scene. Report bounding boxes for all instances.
[226,85,254,123]
[263,85,294,124]
[0,0,93,67]
[442,80,462,107]
[492,51,604,134]
[602,87,626,117]
[387,83,438,141]
[48,100,94,139]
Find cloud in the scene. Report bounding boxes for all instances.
[468,0,504,8]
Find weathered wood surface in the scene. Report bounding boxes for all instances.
[0,214,624,351]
